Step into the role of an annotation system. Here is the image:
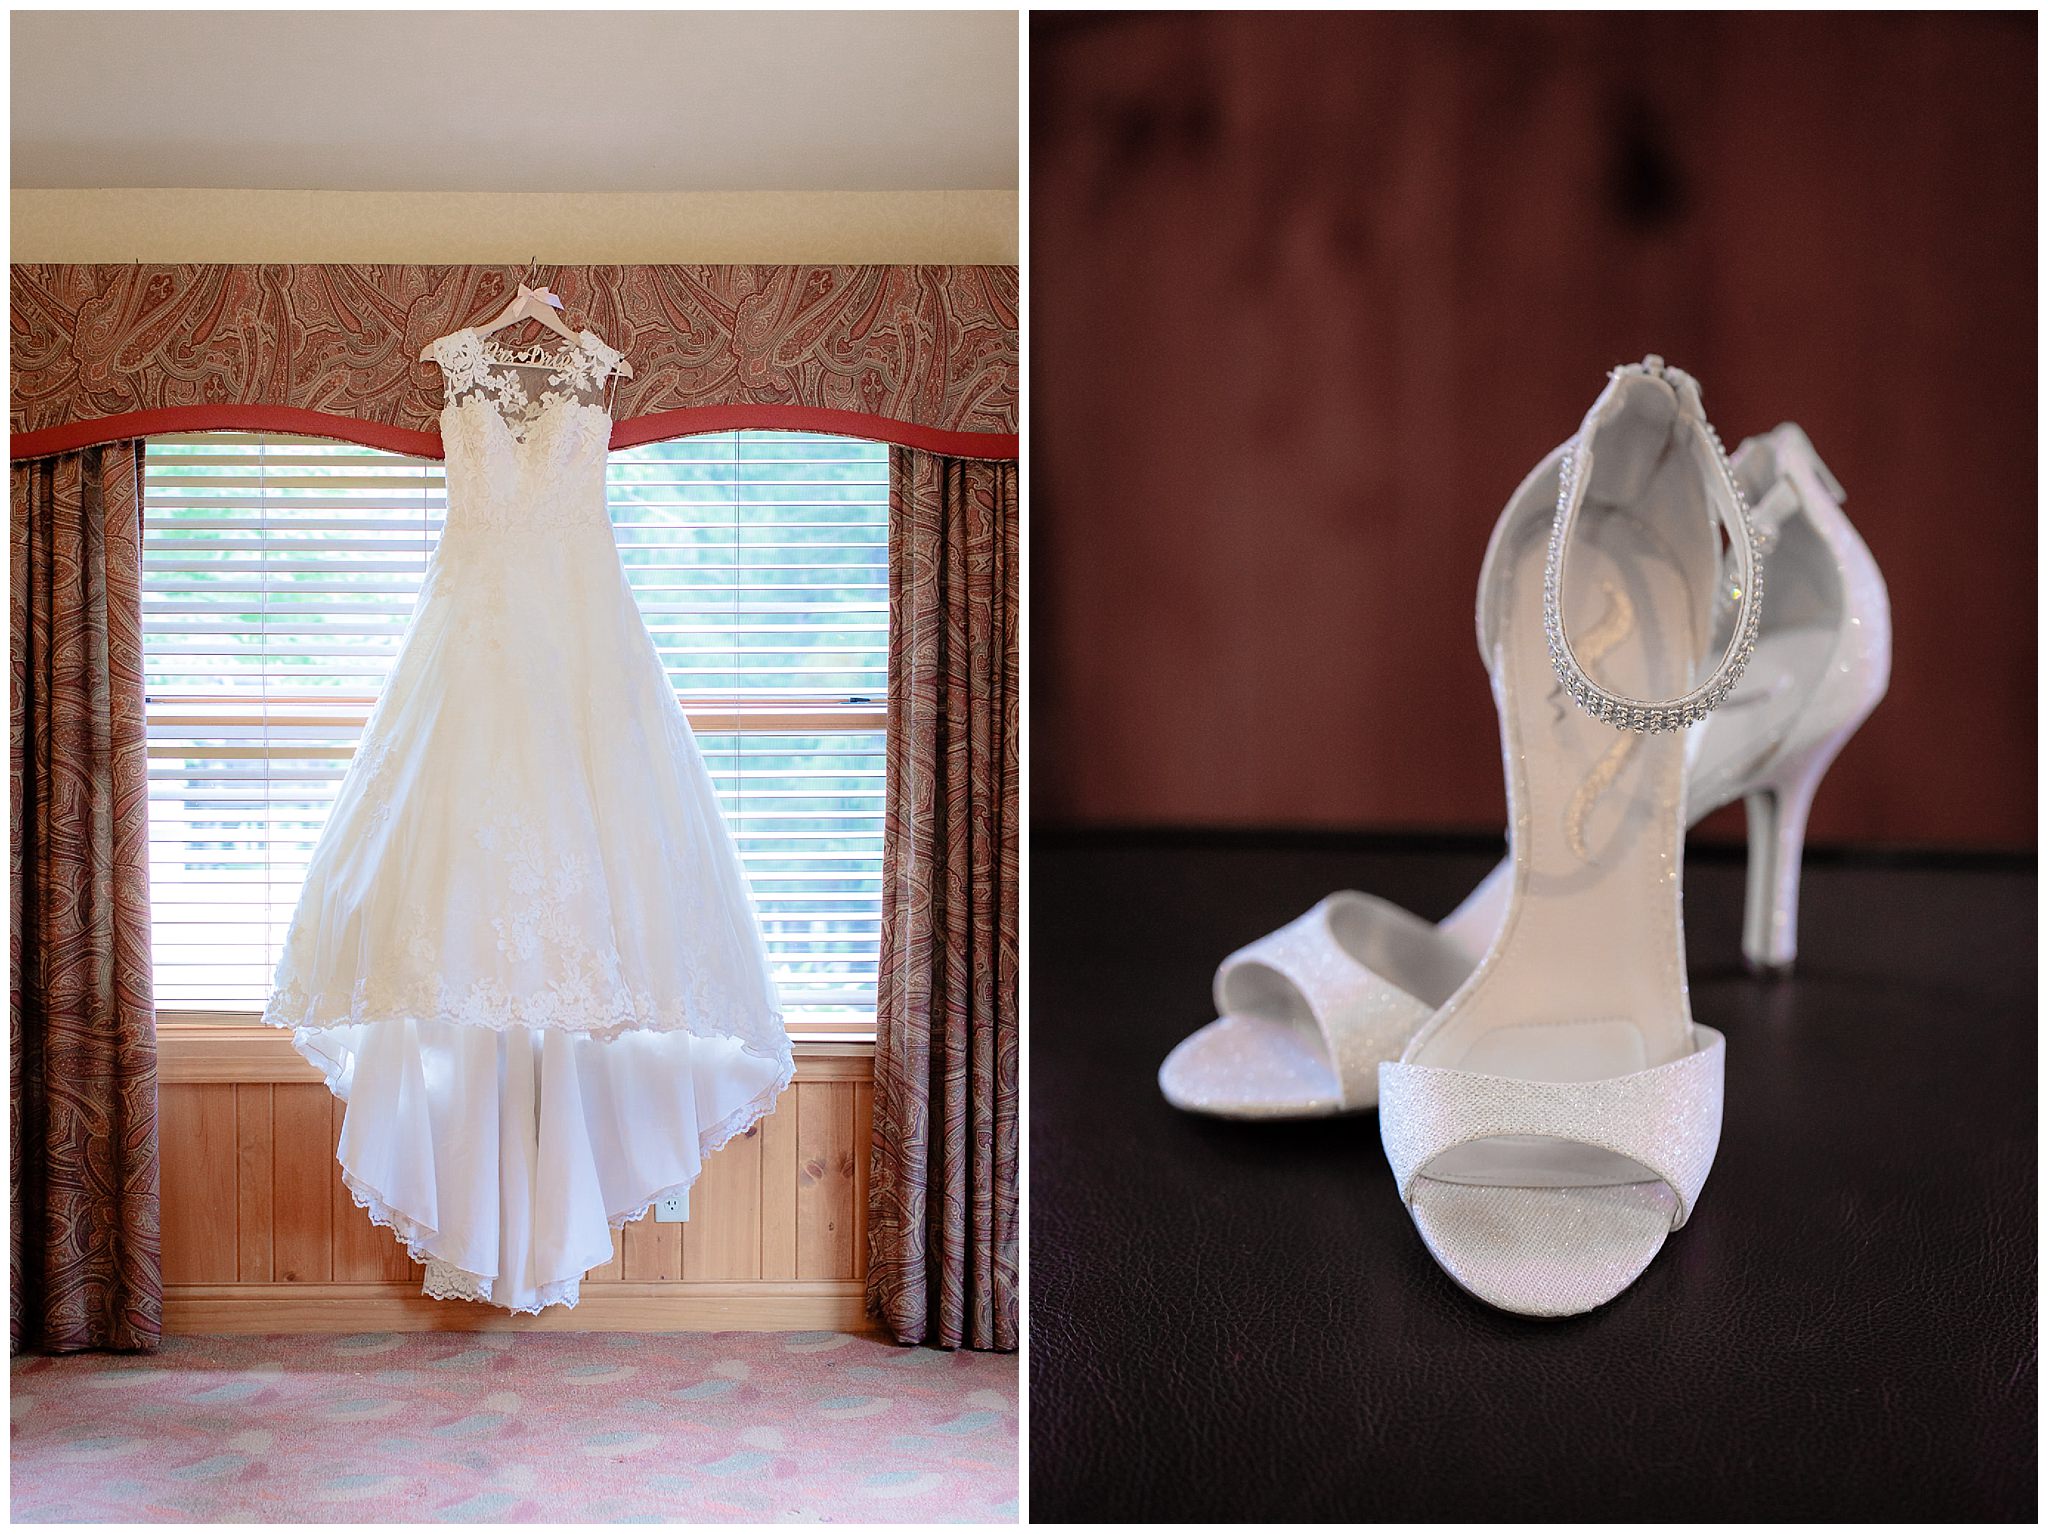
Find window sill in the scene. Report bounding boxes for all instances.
[156,1019,875,1085]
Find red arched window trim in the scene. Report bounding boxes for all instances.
[10,403,1017,463]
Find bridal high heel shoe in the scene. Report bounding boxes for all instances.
[1158,417,1887,1120]
[1379,355,1747,1315]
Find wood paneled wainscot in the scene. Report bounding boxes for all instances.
[157,1025,873,1333]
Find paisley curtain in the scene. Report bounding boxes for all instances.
[10,444,162,1353]
[867,449,1019,1350]
[10,264,1018,459]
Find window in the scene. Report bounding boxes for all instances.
[142,430,888,1032]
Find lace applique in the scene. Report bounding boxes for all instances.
[414,513,514,642]
[442,389,612,459]
[429,325,621,424]
[264,763,777,1047]
[556,330,623,394]
[402,904,437,968]
[434,391,614,534]
[430,328,491,393]
[354,735,403,830]
[427,325,619,540]
[264,964,785,1052]
[473,801,598,963]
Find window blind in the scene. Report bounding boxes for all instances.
[142,430,888,1028]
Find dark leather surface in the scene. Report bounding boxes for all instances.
[1029,836,2036,1521]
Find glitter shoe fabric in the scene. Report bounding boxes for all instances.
[1158,892,1468,1116]
[1408,1179,1679,1318]
[1378,1028,1725,1230]
[1381,1029,1724,1318]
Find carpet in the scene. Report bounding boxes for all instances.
[10,1331,1017,1523]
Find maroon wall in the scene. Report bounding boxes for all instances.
[1031,11,2035,848]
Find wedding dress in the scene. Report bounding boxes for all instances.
[261,324,793,1314]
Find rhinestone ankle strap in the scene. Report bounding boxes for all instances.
[1542,356,1764,735]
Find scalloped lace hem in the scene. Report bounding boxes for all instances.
[260,985,789,1055]
[420,1258,581,1316]
[321,1036,795,1316]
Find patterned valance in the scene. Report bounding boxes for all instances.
[10,264,1018,461]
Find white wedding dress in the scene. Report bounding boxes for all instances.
[261,325,793,1314]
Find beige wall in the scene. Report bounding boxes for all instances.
[11,189,1017,264]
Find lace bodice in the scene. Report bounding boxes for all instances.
[429,326,625,531]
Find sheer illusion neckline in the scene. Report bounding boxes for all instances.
[432,323,621,447]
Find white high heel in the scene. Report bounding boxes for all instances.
[1157,420,1887,1120]
[1379,355,1746,1316]
[1442,422,1890,967]
[1712,424,1890,971]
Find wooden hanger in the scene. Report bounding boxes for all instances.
[420,262,634,376]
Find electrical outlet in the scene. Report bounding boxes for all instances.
[655,1191,689,1223]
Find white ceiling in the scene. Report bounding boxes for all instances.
[12,10,1018,192]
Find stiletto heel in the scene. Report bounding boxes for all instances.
[1742,755,1825,975]
[1722,420,1889,975]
